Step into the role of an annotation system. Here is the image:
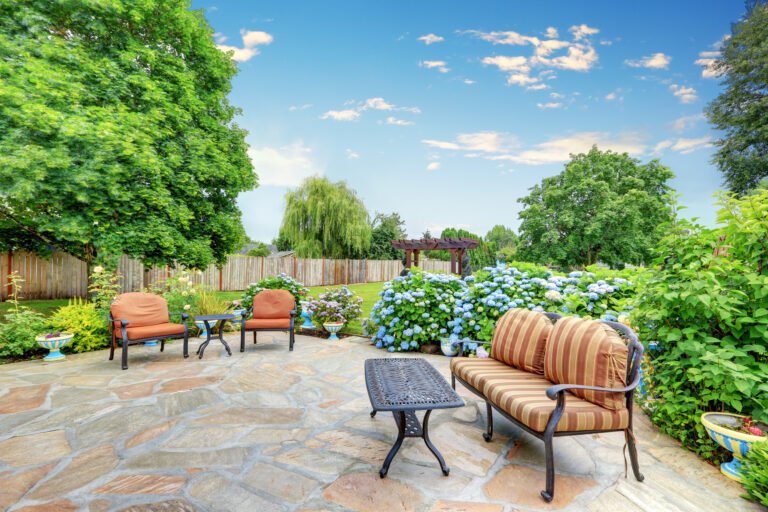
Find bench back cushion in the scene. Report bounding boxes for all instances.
[544,316,628,410]
[111,292,169,328]
[252,289,295,319]
[490,309,553,375]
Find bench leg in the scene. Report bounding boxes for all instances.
[483,401,494,442]
[451,374,456,390]
[626,427,644,482]
[541,433,555,502]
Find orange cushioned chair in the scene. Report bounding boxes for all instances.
[109,292,189,370]
[240,289,296,352]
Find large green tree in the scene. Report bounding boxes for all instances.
[368,212,406,260]
[430,227,495,268]
[706,2,768,195]
[485,225,518,262]
[0,0,256,268]
[517,147,674,268]
[279,177,372,259]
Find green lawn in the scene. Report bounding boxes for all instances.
[0,299,68,318]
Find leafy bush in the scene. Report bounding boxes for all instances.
[634,192,768,462]
[149,271,199,323]
[49,298,109,353]
[743,441,768,507]
[369,264,638,353]
[241,274,308,315]
[0,310,49,358]
[306,287,363,326]
[88,266,122,314]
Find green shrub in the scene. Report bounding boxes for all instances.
[148,271,199,323]
[306,286,363,327]
[241,274,308,315]
[0,309,49,358]
[743,441,768,506]
[49,298,109,353]
[88,265,122,313]
[635,192,768,462]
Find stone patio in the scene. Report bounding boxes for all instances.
[0,333,759,512]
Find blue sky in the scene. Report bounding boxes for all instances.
[193,0,744,242]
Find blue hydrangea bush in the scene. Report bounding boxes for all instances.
[369,264,639,352]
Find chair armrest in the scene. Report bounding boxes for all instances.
[545,373,642,400]
[120,319,129,327]
[290,309,297,317]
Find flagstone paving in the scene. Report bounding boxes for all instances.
[0,334,760,512]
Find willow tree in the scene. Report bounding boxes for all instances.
[279,177,371,258]
[0,0,256,268]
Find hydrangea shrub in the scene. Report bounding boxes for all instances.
[241,273,308,315]
[369,264,639,353]
[306,286,363,326]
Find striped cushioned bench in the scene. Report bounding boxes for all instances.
[450,310,645,503]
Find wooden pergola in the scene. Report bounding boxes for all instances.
[391,237,480,275]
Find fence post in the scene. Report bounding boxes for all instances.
[219,267,223,291]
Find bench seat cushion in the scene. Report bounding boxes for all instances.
[484,372,630,433]
[126,323,185,340]
[544,316,628,410]
[245,318,291,329]
[450,358,539,392]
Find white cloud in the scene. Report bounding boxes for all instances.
[213,32,227,44]
[482,55,530,73]
[423,131,519,154]
[288,104,312,112]
[426,162,441,171]
[467,30,539,46]
[363,97,395,111]
[670,84,698,104]
[550,92,565,99]
[653,136,713,155]
[625,52,671,69]
[418,33,444,45]
[248,141,322,187]
[346,149,360,159]
[599,40,613,46]
[695,50,721,79]
[386,116,414,126]
[545,27,559,38]
[527,83,549,91]
[536,102,562,109]
[420,60,450,73]
[216,29,274,62]
[463,79,476,85]
[544,44,598,71]
[570,24,599,41]
[422,139,461,150]
[320,109,360,121]
[672,114,704,131]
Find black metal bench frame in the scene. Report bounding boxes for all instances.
[239,309,296,352]
[108,312,189,370]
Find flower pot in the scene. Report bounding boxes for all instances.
[230,309,246,329]
[300,311,314,329]
[195,321,208,338]
[323,322,344,340]
[440,338,459,357]
[701,412,767,481]
[35,333,74,362]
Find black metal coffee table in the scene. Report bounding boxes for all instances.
[194,314,235,359]
[365,358,464,477]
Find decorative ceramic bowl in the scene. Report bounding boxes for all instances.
[701,412,767,481]
[300,310,314,329]
[230,309,246,329]
[323,322,344,340]
[35,333,74,362]
[195,321,209,338]
[440,338,459,357]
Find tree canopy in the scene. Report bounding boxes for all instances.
[246,242,271,257]
[368,212,406,260]
[279,177,372,259]
[706,2,768,195]
[517,147,674,268]
[485,225,518,262]
[430,227,495,268]
[0,0,256,268]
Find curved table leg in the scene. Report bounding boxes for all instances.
[423,409,449,476]
[218,319,232,356]
[380,411,406,478]
[197,321,213,359]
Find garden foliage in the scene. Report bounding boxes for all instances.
[50,298,109,353]
[241,274,308,315]
[306,287,363,327]
[634,191,768,461]
[0,272,48,358]
[369,265,638,352]
[742,441,768,507]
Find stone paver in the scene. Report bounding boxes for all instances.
[0,333,760,511]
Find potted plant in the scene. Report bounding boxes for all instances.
[701,412,767,481]
[306,287,363,341]
[35,332,74,362]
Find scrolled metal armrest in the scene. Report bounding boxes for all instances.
[545,373,642,401]
[181,312,189,321]
[290,309,297,317]
[120,319,130,327]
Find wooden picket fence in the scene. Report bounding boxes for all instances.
[0,251,452,300]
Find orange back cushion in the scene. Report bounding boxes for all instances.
[110,292,169,327]
[544,316,628,410]
[252,289,295,319]
[490,309,553,375]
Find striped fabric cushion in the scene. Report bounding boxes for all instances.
[490,309,553,374]
[544,317,628,410]
[450,358,538,392]
[484,373,630,432]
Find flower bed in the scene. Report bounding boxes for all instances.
[369,264,639,353]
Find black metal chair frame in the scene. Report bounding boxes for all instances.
[451,313,645,502]
[108,311,189,370]
[239,308,297,352]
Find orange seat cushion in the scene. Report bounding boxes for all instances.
[484,372,629,433]
[251,289,295,319]
[490,309,553,375]
[451,358,539,391]
[544,317,629,410]
[245,318,291,330]
[126,323,185,340]
[111,292,170,327]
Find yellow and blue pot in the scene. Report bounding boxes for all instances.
[701,412,767,482]
[35,333,74,362]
